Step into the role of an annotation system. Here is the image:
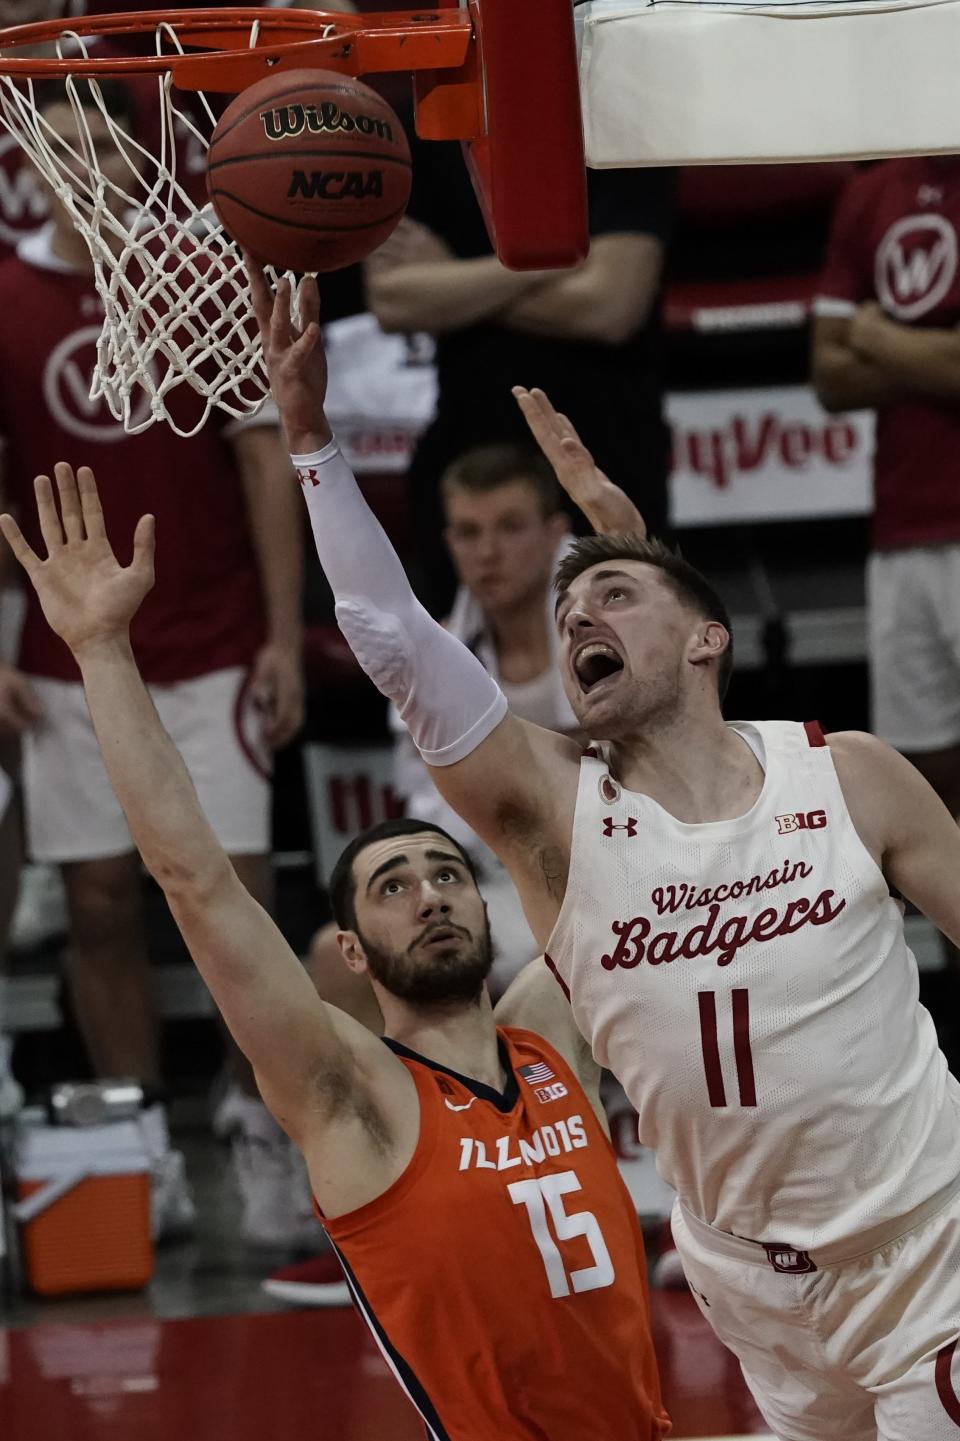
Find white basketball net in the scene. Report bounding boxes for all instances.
[0,22,317,436]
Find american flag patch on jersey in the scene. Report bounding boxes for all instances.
[518,1061,556,1085]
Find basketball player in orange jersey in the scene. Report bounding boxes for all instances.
[249,258,960,1440]
[0,466,669,1441]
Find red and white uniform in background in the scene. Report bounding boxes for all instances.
[0,225,273,860]
[816,156,960,552]
[547,719,960,1438]
[0,226,265,684]
[817,158,960,752]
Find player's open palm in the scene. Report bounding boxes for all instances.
[245,257,329,447]
[0,464,154,655]
[512,385,648,539]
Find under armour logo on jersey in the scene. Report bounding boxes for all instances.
[775,810,826,835]
[296,466,321,488]
[603,816,638,838]
[762,1243,817,1275]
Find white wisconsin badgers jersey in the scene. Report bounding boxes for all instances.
[546,720,960,1250]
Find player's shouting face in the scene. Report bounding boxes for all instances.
[340,832,493,1006]
[557,559,725,741]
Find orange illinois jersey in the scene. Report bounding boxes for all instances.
[321,1026,669,1441]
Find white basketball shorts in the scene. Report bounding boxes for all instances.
[22,667,271,863]
[868,544,960,752]
[672,1183,960,1441]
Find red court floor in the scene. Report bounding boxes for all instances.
[0,1292,767,1440]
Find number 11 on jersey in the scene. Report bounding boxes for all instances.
[698,989,758,1107]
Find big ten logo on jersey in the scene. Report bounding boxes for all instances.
[876,214,958,321]
[0,135,48,251]
[775,809,826,835]
[44,323,159,440]
[517,1059,567,1104]
[458,1115,588,1172]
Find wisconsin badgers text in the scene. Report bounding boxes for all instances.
[602,869,847,970]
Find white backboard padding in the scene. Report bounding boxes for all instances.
[579,0,960,166]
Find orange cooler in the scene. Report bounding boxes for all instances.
[13,1119,154,1295]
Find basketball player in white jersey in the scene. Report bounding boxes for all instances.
[250,263,960,1438]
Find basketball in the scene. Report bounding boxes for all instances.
[206,69,411,273]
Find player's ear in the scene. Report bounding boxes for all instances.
[690,621,729,670]
[338,930,368,973]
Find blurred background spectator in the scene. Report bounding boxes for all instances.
[813,157,960,981]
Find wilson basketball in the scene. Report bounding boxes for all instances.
[207,69,411,272]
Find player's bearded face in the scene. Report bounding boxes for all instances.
[358,921,494,1005]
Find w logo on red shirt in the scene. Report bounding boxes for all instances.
[603,816,638,838]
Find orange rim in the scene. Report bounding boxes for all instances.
[0,7,473,92]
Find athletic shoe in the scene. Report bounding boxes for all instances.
[651,1219,688,1289]
[150,1148,197,1241]
[218,1085,321,1251]
[262,1250,352,1307]
[0,1034,23,1118]
[9,863,68,951]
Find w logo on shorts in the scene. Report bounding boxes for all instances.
[762,1243,817,1274]
[602,817,638,838]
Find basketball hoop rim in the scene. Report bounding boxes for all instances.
[0,7,472,90]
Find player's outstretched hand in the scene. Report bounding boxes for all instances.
[0,464,154,657]
[512,386,648,540]
[245,256,331,454]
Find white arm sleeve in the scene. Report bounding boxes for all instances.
[292,440,508,767]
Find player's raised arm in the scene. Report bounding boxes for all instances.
[0,467,413,1199]
[512,386,648,539]
[247,261,581,934]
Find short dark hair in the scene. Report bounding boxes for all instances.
[441,444,565,519]
[36,78,138,138]
[328,818,479,931]
[555,532,735,700]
